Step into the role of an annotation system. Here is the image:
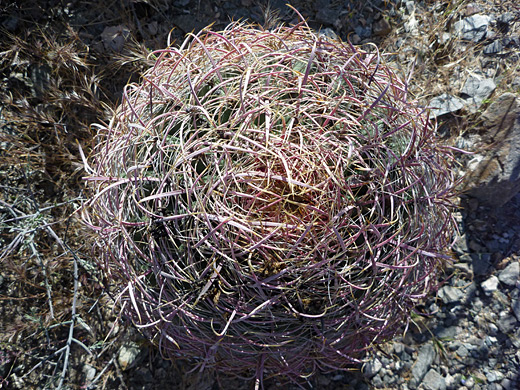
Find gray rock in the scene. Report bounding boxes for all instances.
[497,314,518,334]
[434,326,458,339]
[512,298,520,321]
[460,76,496,113]
[463,375,475,388]
[462,93,520,207]
[486,370,504,382]
[118,342,142,371]
[438,286,465,304]
[481,275,499,294]
[429,94,465,118]
[456,345,469,358]
[409,343,436,389]
[470,253,492,275]
[422,369,447,390]
[372,374,384,387]
[498,12,515,25]
[363,357,382,378]
[484,40,503,55]
[452,234,469,255]
[498,261,519,286]
[354,26,372,39]
[100,25,131,52]
[82,364,96,382]
[454,14,491,42]
[315,8,338,26]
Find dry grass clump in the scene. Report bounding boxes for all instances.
[83,17,458,385]
[0,17,129,389]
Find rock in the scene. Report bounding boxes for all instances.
[453,262,473,278]
[374,18,392,36]
[462,93,520,207]
[484,40,503,55]
[363,357,382,378]
[83,364,97,382]
[422,369,447,390]
[454,14,491,42]
[456,345,469,358]
[434,326,458,339]
[465,3,481,16]
[497,314,518,334]
[318,28,338,40]
[315,8,337,26]
[170,15,205,35]
[429,94,465,118]
[481,275,499,294]
[512,298,520,321]
[118,342,142,371]
[470,253,492,276]
[445,372,455,389]
[498,261,519,286]
[452,234,469,255]
[101,25,130,52]
[354,26,372,39]
[438,286,465,304]
[486,370,504,382]
[497,12,515,29]
[409,343,436,389]
[463,375,475,388]
[460,76,496,113]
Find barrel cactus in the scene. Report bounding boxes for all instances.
[82,18,457,384]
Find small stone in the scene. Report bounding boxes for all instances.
[363,357,382,378]
[453,234,469,255]
[511,328,520,348]
[460,76,496,113]
[374,18,392,36]
[465,3,481,16]
[118,342,142,371]
[485,335,498,347]
[497,314,518,334]
[429,94,465,118]
[456,345,469,358]
[83,364,96,382]
[512,298,520,321]
[463,376,475,388]
[409,343,436,389]
[454,14,491,42]
[486,370,504,382]
[484,40,503,55]
[438,286,465,304]
[422,369,447,390]
[354,26,372,39]
[498,12,515,26]
[471,253,492,276]
[498,262,519,286]
[434,326,458,339]
[488,322,499,335]
[501,378,514,389]
[101,25,130,52]
[445,373,455,389]
[481,275,499,294]
[372,374,384,388]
